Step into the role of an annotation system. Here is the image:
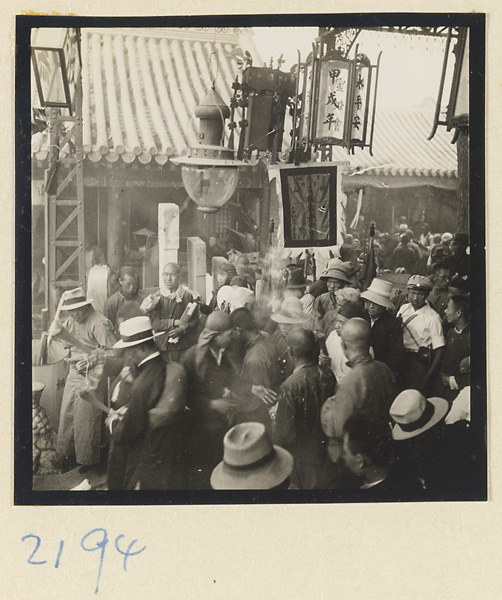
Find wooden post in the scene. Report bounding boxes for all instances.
[187,236,207,302]
[158,203,179,295]
[456,127,470,233]
[107,186,124,272]
[259,180,271,257]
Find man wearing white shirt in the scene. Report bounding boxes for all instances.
[396,275,445,395]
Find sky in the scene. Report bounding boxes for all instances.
[252,27,454,111]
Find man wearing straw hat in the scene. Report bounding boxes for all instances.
[389,389,451,491]
[270,297,312,384]
[313,262,353,334]
[107,316,187,490]
[48,287,116,473]
[211,422,293,490]
[360,278,403,377]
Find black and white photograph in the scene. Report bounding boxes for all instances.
[16,14,486,503]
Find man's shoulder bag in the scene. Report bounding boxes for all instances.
[401,313,432,366]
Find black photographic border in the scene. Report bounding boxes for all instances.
[15,12,486,505]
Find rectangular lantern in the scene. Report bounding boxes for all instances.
[314,57,354,146]
[31,28,81,113]
[294,40,381,155]
[240,66,296,156]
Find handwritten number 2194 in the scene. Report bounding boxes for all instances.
[22,530,146,595]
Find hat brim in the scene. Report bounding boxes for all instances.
[62,299,94,310]
[320,272,352,284]
[392,397,449,440]
[287,284,307,289]
[271,313,309,324]
[360,289,394,310]
[210,446,293,490]
[113,331,164,349]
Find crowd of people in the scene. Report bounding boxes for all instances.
[45,222,473,495]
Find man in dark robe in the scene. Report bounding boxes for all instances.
[321,318,396,464]
[273,329,336,489]
[106,316,187,490]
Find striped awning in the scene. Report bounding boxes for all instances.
[329,97,458,179]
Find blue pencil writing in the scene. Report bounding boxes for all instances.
[114,535,147,572]
[21,534,47,565]
[54,540,64,569]
[80,528,109,595]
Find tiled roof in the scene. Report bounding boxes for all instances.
[328,98,457,178]
[32,28,457,180]
[32,27,262,165]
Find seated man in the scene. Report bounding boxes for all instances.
[141,262,199,363]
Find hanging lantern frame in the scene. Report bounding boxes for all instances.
[292,39,381,159]
[31,28,81,115]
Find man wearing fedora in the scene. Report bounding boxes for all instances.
[107,316,187,490]
[273,329,336,489]
[360,278,403,377]
[270,297,312,384]
[396,275,445,395]
[48,287,117,473]
[211,422,293,490]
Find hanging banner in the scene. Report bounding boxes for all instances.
[279,164,341,248]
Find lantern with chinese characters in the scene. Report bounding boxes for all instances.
[31,28,81,114]
[170,88,243,213]
[293,41,381,157]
